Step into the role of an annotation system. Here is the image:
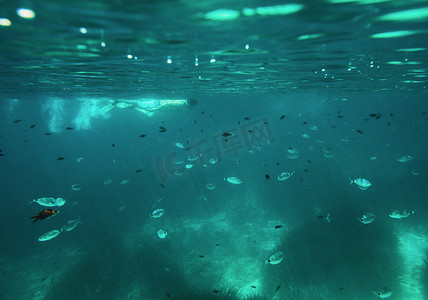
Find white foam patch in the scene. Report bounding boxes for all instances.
[396,226,428,299]
[73,99,113,130]
[42,98,65,133]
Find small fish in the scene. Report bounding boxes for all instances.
[250,286,256,288]
[61,217,81,232]
[222,132,232,137]
[244,117,251,120]
[150,208,165,219]
[199,255,204,258]
[397,155,413,163]
[280,115,286,120]
[389,210,414,219]
[45,132,53,135]
[135,169,143,173]
[410,169,419,176]
[265,174,270,179]
[206,183,216,190]
[120,178,130,184]
[139,134,146,138]
[274,225,282,229]
[355,129,364,134]
[213,290,220,294]
[275,284,281,292]
[369,113,378,117]
[357,213,375,224]
[375,114,382,119]
[32,197,66,207]
[349,178,371,190]
[30,124,36,128]
[277,171,295,181]
[13,119,22,123]
[31,209,59,223]
[318,214,333,223]
[224,177,243,184]
[266,251,285,265]
[57,157,64,160]
[112,144,115,147]
[159,126,167,132]
[38,229,62,242]
[157,229,168,239]
[373,286,393,298]
[65,127,74,130]
[71,184,81,191]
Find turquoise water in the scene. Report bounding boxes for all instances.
[0,0,428,299]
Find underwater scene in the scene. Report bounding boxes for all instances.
[1,0,428,299]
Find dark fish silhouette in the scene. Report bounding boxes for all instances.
[222,132,232,137]
[355,129,363,134]
[159,126,167,132]
[139,134,146,138]
[265,174,270,179]
[276,284,281,291]
[57,157,64,160]
[280,115,286,120]
[31,209,59,223]
[274,225,282,229]
[30,124,36,128]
